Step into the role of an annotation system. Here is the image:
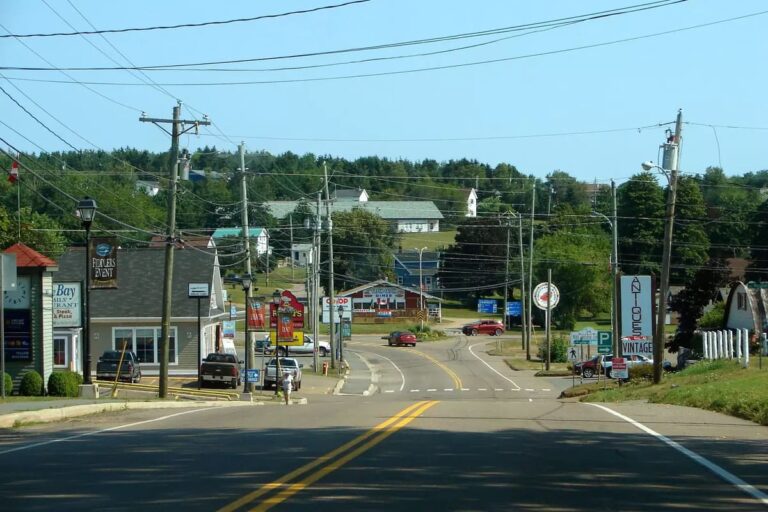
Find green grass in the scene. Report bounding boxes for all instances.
[398,230,457,251]
[582,360,768,425]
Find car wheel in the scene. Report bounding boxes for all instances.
[471,329,478,336]
[388,341,393,346]
[494,328,503,336]
[605,369,612,379]
[319,347,328,357]
[582,367,595,379]
[278,347,287,357]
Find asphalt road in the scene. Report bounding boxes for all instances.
[0,334,766,511]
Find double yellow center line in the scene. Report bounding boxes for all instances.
[218,400,439,512]
[410,349,463,390]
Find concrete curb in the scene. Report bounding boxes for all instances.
[0,400,260,429]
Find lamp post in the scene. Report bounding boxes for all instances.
[415,246,427,329]
[271,289,282,396]
[241,275,252,393]
[642,160,678,384]
[77,197,97,385]
[337,304,344,365]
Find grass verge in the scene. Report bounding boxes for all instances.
[577,360,768,425]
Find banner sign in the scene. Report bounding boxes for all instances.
[277,310,295,343]
[620,276,653,337]
[89,237,118,289]
[222,320,236,339]
[247,299,265,329]
[52,282,82,328]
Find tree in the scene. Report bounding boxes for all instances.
[670,175,710,285]
[617,172,664,276]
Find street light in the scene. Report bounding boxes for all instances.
[271,289,282,396]
[337,304,344,364]
[77,197,97,385]
[642,160,677,384]
[241,274,252,393]
[415,246,427,329]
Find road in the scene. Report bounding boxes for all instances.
[0,334,766,511]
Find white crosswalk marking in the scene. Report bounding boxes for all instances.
[478,388,487,391]
[444,388,453,391]
[427,388,437,392]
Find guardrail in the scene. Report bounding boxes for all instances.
[95,380,238,401]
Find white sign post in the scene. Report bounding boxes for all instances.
[620,276,653,338]
[322,296,352,324]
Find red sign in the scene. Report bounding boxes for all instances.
[269,290,305,329]
[247,299,265,329]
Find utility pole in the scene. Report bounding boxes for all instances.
[611,179,619,356]
[239,142,254,392]
[503,214,511,338]
[653,109,683,384]
[140,102,209,398]
[517,213,526,352]
[314,192,322,370]
[527,186,536,360]
[323,162,337,369]
[289,215,295,279]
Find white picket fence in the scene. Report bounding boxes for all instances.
[701,329,750,368]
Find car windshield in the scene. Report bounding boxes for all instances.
[207,354,236,363]
[100,351,123,361]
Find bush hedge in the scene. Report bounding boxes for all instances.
[48,371,84,397]
[3,372,12,395]
[19,370,44,396]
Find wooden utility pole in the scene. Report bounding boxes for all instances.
[140,102,209,398]
[323,162,337,369]
[239,142,254,392]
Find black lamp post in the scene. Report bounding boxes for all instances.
[77,197,97,384]
[337,304,344,364]
[272,289,282,396]
[241,274,252,393]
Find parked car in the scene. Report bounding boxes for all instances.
[462,320,505,336]
[200,353,242,389]
[96,350,142,383]
[573,354,606,379]
[603,354,673,378]
[261,335,331,357]
[264,357,303,390]
[382,331,418,347]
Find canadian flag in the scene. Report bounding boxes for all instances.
[8,160,18,183]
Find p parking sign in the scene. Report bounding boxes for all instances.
[597,331,613,354]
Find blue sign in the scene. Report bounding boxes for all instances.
[478,299,498,314]
[229,305,237,319]
[507,301,522,316]
[246,369,260,382]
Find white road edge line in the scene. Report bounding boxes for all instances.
[468,342,521,390]
[589,403,768,506]
[0,408,210,455]
[364,350,406,392]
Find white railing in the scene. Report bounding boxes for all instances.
[700,328,750,368]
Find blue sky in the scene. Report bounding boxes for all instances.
[1,0,766,184]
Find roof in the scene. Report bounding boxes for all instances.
[335,188,367,200]
[212,227,265,239]
[264,201,443,221]
[338,279,442,301]
[148,235,215,249]
[55,247,224,319]
[3,243,58,270]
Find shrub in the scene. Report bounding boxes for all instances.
[3,372,12,395]
[629,364,654,381]
[48,371,83,397]
[19,370,44,396]
[537,334,569,363]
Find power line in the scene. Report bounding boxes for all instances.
[0,0,371,39]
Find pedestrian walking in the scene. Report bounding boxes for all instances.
[282,371,293,405]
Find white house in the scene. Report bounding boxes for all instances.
[466,188,478,217]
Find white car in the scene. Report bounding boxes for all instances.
[262,334,331,357]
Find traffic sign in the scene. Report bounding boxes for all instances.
[570,327,597,345]
[507,301,521,316]
[597,331,613,354]
[533,282,560,310]
[611,358,628,379]
[246,369,260,382]
[478,299,498,314]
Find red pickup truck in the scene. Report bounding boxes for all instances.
[200,353,242,389]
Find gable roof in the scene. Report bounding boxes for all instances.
[212,227,265,239]
[148,235,215,249]
[3,243,58,270]
[55,247,224,319]
[264,201,443,221]
[338,279,442,301]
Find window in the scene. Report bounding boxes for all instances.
[396,276,403,285]
[53,336,67,367]
[112,327,178,364]
[737,292,747,310]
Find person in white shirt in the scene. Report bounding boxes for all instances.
[282,371,293,405]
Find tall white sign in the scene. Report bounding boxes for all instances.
[620,275,653,338]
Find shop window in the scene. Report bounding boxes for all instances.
[112,327,178,365]
[53,336,67,367]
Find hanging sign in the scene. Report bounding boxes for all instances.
[277,310,295,343]
[247,299,265,329]
[52,282,82,328]
[89,237,118,289]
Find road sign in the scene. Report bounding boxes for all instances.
[611,357,628,379]
[567,346,579,362]
[478,299,498,314]
[598,331,613,354]
[532,282,560,310]
[188,282,210,298]
[621,335,653,357]
[570,327,597,345]
[506,301,521,316]
[246,369,260,382]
